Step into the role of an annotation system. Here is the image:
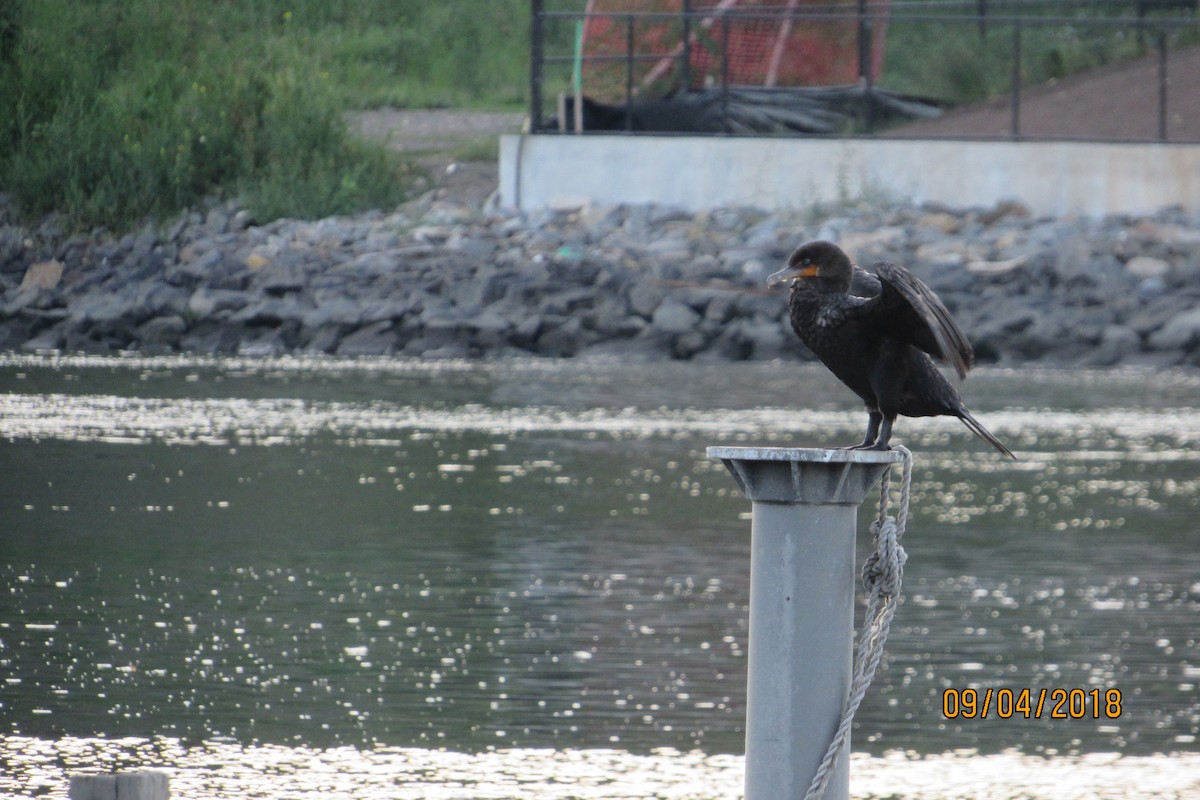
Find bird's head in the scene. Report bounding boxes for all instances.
[766,241,854,293]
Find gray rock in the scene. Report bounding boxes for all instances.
[1127,295,1194,336]
[131,284,190,321]
[672,330,711,359]
[703,292,738,324]
[302,326,345,354]
[537,317,594,357]
[303,297,364,329]
[336,321,396,356]
[1080,325,1141,367]
[187,287,249,318]
[1137,276,1169,302]
[648,205,691,226]
[206,206,230,234]
[168,248,223,284]
[644,235,692,265]
[1148,307,1200,350]
[361,297,420,324]
[1010,315,1066,359]
[2,287,47,314]
[230,209,254,232]
[651,298,701,334]
[511,314,544,348]
[180,323,243,355]
[735,318,787,359]
[466,310,513,344]
[20,328,64,352]
[136,315,188,346]
[587,296,643,337]
[542,287,593,316]
[237,329,287,357]
[1125,255,1171,279]
[231,296,309,326]
[70,292,135,325]
[257,262,311,296]
[627,278,665,319]
[5,193,1199,366]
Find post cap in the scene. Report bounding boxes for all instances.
[706,446,901,505]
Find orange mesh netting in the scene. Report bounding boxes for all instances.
[580,1,890,102]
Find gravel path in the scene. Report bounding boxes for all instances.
[345,109,524,153]
[889,45,1200,141]
[346,109,524,207]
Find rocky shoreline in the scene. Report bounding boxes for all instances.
[2,187,1200,368]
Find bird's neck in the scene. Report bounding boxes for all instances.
[793,276,850,297]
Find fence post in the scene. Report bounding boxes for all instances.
[681,0,693,90]
[1158,28,1169,141]
[857,0,875,134]
[1010,18,1022,140]
[720,13,731,134]
[626,14,635,132]
[707,446,902,800]
[530,0,545,132]
[857,0,870,83]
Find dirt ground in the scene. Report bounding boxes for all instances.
[349,44,1200,205]
[888,44,1200,141]
[345,109,524,206]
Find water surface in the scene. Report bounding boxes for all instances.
[2,355,1198,798]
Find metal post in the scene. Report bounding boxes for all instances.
[707,447,902,800]
[857,0,869,84]
[1158,29,1169,141]
[858,0,875,134]
[530,0,545,133]
[70,772,169,800]
[1010,19,1022,140]
[626,14,635,132]
[720,14,731,134]
[681,0,693,90]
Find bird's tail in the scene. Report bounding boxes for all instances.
[958,409,1017,459]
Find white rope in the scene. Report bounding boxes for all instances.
[804,445,912,800]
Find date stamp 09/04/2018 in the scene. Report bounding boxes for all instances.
[942,687,1124,720]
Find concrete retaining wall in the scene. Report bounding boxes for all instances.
[498,134,1200,218]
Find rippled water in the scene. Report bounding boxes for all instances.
[2,355,1198,798]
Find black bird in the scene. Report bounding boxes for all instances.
[767,240,1015,458]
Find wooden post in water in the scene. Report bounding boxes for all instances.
[69,771,169,800]
[706,447,901,800]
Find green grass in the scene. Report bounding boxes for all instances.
[0,0,532,232]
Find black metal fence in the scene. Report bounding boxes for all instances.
[529,0,1199,142]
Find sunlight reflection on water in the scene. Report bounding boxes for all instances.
[3,736,1199,800]
[3,356,1199,798]
[3,391,1199,452]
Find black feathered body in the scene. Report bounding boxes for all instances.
[771,241,1015,457]
[787,283,966,420]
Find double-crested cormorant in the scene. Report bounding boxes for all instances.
[768,240,1015,458]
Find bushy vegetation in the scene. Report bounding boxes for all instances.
[0,0,530,232]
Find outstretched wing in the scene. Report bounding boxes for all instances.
[857,261,974,379]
